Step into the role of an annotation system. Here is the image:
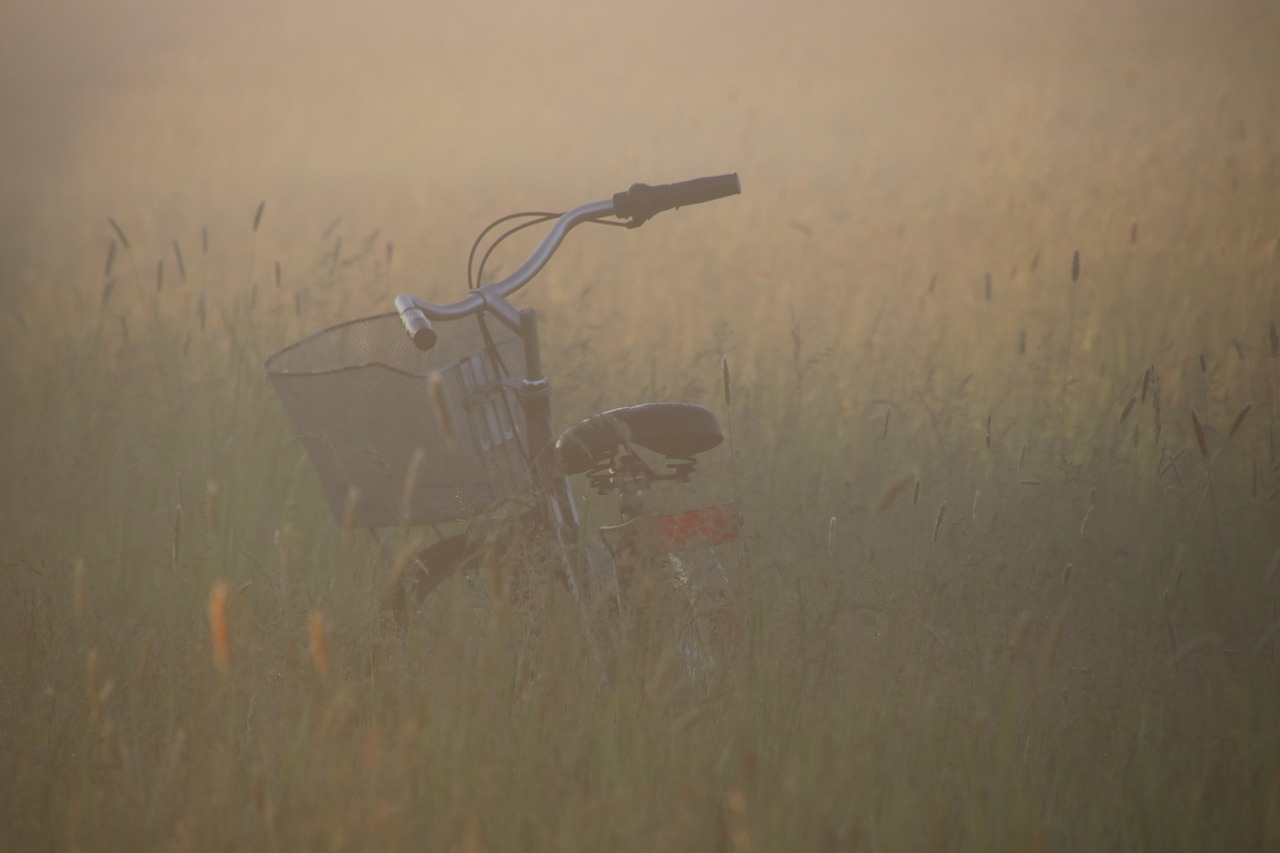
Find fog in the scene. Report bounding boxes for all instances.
[5,0,1276,290]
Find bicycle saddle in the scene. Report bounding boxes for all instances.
[555,403,724,475]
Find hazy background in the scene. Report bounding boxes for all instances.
[4,0,1277,304]
[4,2,1280,848]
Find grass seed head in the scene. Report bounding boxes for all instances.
[1191,409,1210,459]
[1119,394,1137,425]
[722,356,732,406]
[876,473,913,515]
[1228,402,1252,441]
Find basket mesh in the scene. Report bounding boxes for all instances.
[265,312,531,527]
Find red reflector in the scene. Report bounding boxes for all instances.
[651,502,741,552]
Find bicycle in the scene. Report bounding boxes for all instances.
[265,174,743,679]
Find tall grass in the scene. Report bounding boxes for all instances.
[4,1,1280,849]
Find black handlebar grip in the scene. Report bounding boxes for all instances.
[399,305,438,351]
[613,173,741,224]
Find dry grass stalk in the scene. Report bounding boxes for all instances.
[400,447,426,524]
[1141,365,1152,402]
[1079,506,1093,537]
[72,558,86,624]
[209,582,231,674]
[1009,610,1033,658]
[1161,590,1178,654]
[341,486,361,550]
[277,525,293,607]
[932,501,947,543]
[171,503,182,569]
[1062,562,1073,585]
[912,478,921,506]
[308,611,330,681]
[252,201,265,232]
[386,533,427,593]
[1071,248,1080,282]
[1039,598,1072,671]
[134,633,157,688]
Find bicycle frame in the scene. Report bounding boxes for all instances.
[268,174,742,628]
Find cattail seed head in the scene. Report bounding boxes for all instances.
[1071,248,1080,282]
[208,582,231,674]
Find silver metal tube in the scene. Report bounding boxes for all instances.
[397,198,615,332]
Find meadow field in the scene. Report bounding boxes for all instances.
[2,0,1279,849]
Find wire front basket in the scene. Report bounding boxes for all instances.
[265,312,531,528]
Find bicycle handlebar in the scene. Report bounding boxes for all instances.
[396,173,740,350]
[612,174,741,225]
